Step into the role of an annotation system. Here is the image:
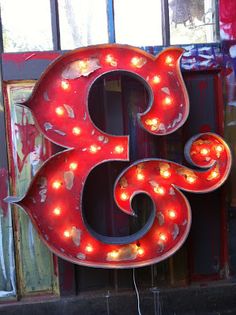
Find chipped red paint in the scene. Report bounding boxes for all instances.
[0,168,9,217]
[219,0,236,40]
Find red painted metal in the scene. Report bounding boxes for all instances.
[5,44,231,269]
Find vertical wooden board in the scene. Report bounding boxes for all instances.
[5,82,58,295]
[0,77,16,299]
[0,181,16,299]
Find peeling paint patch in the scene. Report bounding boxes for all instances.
[157,212,165,226]
[62,58,101,79]
[63,104,75,118]
[71,227,81,246]
[106,244,138,261]
[53,129,66,136]
[172,224,179,240]
[77,253,86,260]
[44,122,53,131]
[64,171,74,190]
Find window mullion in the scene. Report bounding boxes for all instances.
[50,0,61,50]
[161,0,170,46]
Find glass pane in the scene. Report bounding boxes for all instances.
[59,0,108,49]
[1,0,53,52]
[114,0,163,46]
[169,0,217,44]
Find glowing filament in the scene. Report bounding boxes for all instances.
[69,162,78,170]
[154,185,165,195]
[120,192,129,201]
[72,127,81,136]
[114,145,124,154]
[164,96,172,106]
[63,230,70,238]
[200,148,210,156]
[85,244,93,253]
[61,80,69,90]
[55,106,64,116]
[52,180,62,189]
[53,207,61,216]
[153,75,161,84]
[165,55,173,65]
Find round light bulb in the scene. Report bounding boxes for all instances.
[110,250,119,258]
[61,80,70,90]
[137,173,145,181]
[161,170,171,179]
[153,75,161,84]
[69,162,78,170]
[53,207,61,216]
[120,192,129,201]
[159,233,167,242]
[165,55,173,64]
[52,180,62,189]
[137,247,144,256]
[168,209,176,219]
[164,96,172,105]
[72,127,81,136]
[114,145,124,154]
[55,106,64,116]
[186,176,196,184]
[215,145,223,153]
[63,230,70,238]
[89,145,98,153]
[154,186,165,195]
[200,148,209,156]
[85,245,93,253]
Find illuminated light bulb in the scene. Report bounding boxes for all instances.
[168,209,177,219]
[161,170,171,179]
[120,192,129,201]
[137,172,145,181]
[55,106,64,116]
[72,127,81,136]
[110,250,119,259]
[137,247,144,256]
[200,148,210,156]
[159,233,167,242]
[105,54,117,66]
[210,171,219,179]
[215,145,223,153]
[131,57,140,67]
[61,80,70,90]
[69,162,78,170]
[85,244,93,253]
[165,55,174,65]
[78,60,88,71]
[114,145,124,154]
[89,145,100,154]
[63,230,70,238]
[145,117,160,131]
[164,96,172,106]
[186,175,196,184]
[53,207,61,216]
[154,186,165,195]
[153,75,161,84]
[52,180,62,189]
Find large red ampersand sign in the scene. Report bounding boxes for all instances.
[9,45,231,268]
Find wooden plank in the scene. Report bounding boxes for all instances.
[4,82,58,296]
